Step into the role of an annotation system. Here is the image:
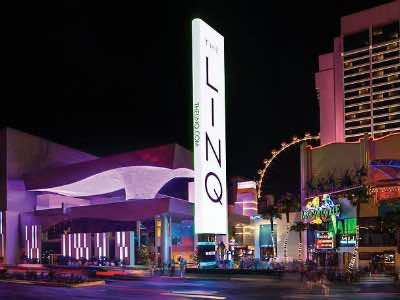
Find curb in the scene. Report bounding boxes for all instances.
[0,279,106,288]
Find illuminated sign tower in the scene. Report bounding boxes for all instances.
[192,19,228,235]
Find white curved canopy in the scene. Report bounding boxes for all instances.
[30,166,194,199]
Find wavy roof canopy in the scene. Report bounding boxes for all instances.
[24,144,194,199]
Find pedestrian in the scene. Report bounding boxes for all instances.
[320,272,330,296]
[179,256,186,278]
[170,257,176,277]
[300,264,305,282]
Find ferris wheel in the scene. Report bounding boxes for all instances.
[256,133,320,200]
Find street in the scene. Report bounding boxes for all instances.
[0,273,399,300]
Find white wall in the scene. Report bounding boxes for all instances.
[254,212,302,262]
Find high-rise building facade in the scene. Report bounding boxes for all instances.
[316,0,400,145]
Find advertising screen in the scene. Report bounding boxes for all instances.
[192,19,227,234]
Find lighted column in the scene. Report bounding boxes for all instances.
[25,225,41,261]
[62,233,91,260]
[254,222,261,259]
[160,214,171,266]
[129,231,135,266]
[0,212,4,259]
[155,217,161,266]
[136,220,141,252]
[95,232,109,258]
[115,231,135,265]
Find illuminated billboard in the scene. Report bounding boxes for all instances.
[301,194,340,224]
[315,231,334,250]
[192,19,227,234]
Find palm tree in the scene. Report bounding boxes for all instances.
[279,193,298,262]
[346,168,371,272]
[290,221,308,261]
[261,204,281,259]
[280,193,300,262]
[341,169,355,189]
[382,205,400,252]
[279,192,299,223]
[327,171,337,192]
[306,177,317,196]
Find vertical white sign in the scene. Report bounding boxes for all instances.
[192,19,227,235]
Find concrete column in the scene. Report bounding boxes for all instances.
[160,214,171,265]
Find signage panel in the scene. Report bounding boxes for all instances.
[192,19,227,234]
[316,231,334,250]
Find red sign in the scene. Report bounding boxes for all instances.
[315,231,334,249]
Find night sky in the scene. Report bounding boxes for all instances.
[5,0,392,198]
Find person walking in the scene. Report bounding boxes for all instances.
[179,256,186,278]
[170,257,176,277]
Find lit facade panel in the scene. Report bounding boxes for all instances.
[62,233,91,260]
[25,225,41,260]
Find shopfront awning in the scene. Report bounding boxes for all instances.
[20,197,193,231]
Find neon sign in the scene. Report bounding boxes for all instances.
[316,231,334,249]
[340,234,356,247]
[301,194,340,225]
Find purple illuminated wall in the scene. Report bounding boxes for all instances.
[0,130,6,212]
[1,128,97,264]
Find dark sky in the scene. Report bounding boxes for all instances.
[4,0,392,198]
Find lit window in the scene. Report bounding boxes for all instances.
[376,124,385,130]
[344,61,353,68]
[387,42,398,50]
[373,54,384,62]
[373,28,383,36]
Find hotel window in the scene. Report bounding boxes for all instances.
[344,30,369,52]
[359,88,369,95]
[373,58,400,70]
[375,124,386,131]
[374,98,400,108]
[344,61,353,68]
[388,114,400,121]
[344,73,369,84]
[388,74,399,82]
[372,22,400,45]
[346,96,370,106]
[387,42,399,50]
[373,70,384,77]
[389,90,400,97]
[389,106,400,113]
[346,127,370,135]
[373,54,384,62]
